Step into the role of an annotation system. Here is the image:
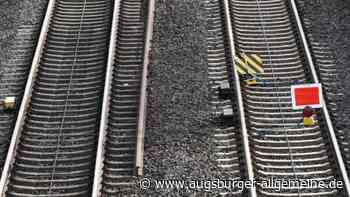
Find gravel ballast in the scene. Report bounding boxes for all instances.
[0,0,47,63]
[0,0,47,170]
[141,0,234,196]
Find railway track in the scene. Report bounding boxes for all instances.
[1,0,348,196]
[216,0,350,196]
[92,0,154,196]
[0,0,113,196]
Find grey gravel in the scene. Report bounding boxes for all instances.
[0,0,47,169]
[141,0,233,196]
[0,0,47,63]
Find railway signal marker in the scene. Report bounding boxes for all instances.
[291,83,323,110]
[234,53,264,76]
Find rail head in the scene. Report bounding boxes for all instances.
[289,0,350,195]
[135,0,156,176]
[0,0,56,195]
[91,0,120,196]
[222,0,257,197]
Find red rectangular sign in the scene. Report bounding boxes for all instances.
[291,83,323,109]
[294,87,320,106]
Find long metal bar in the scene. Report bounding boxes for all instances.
[91,0,120,196]
[135,0,155,176]
[0,0,56,195]
[289,0,350,195]
[222,0,257,196]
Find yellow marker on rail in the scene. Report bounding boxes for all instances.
[234,53,264,76]
[243,53,264,73]
[234,53,264,86]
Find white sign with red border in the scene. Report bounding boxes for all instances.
[291,83,323,110]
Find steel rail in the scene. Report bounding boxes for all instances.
[223,0,257,196]
[0,0,56,195]
[91,0,120,196]
[289,0,350,195]
[135,0,155,176]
